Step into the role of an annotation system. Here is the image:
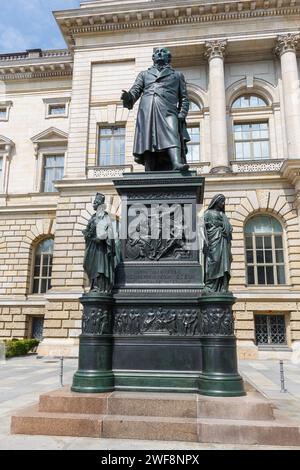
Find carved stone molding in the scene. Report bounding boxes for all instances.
[231,160,284,173]
[88,165,133,179]
[54,3,300,48]
[204,40,228,61]
[275,33,300,57]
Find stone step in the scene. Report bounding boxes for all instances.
[198,418,300,446]
[197,393,275,421]
[38,388,274,421]
[11,404,300,446]
[107,392,198,418]
[102,415,198,442]
[39,387,112,415]
[11,405,103,438]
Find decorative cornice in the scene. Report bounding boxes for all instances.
[280,159,300,188]
[0,49,73,81]
[204,40,227,61]
[54,1,300,46]
[31,127,68,145]
[0,135,14,157]
[0,67,73,82]
[275,33,300,56]
[0,49,71,62]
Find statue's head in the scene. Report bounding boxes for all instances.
[208,194,226,212]
[93,192,105,210]
[152,47,172,66]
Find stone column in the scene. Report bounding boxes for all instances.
[275,34,300,159]
[205,40,229,173]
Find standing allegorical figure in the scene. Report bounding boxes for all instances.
[203,194,233,293]
[83,193,118,294]
[121,47,190,172]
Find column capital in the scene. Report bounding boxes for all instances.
[275,33,300,57]
[204,40,227,61]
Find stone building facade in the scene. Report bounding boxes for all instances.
[1,0,300,360]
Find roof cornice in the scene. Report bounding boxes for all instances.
[0,50,73,82]
[54,0,300,47]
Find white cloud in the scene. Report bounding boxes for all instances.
[0,1,80,53]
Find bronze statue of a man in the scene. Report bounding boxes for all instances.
[121,47,190,172]
[83,193,117,294]
[203,194,233,294]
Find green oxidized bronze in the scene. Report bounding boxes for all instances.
[83,192,118,294]
[203,194,233,293]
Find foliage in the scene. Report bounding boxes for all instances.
[4,339,39,358]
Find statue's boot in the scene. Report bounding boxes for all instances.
[169,149,189,171]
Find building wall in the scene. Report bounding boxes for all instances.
[1,0,300,360]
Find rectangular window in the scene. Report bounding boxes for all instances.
[48,104,66,116]
[186,126,200,163]
[30,316,44,340]
[98,126,125,166]
[42,155,64,192]
[234,122,270,160]
[255,314,286,345]
[246,234,286,285]
[0,108,7,120]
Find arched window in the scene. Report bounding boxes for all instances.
[232,94,268,109]
[245,215,286,285]
[189,100,201,112]
[32,238,54,294]
[231,93,270,161]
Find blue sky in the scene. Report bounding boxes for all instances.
[0,1,82,53]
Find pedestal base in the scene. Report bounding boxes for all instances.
[198,294,246,397]
[71,294,114,393]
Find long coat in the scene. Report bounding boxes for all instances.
[83,211,116,286]
[128,65,190,163]
[203,209,233,285]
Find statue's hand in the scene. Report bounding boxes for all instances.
[121,90,133,109]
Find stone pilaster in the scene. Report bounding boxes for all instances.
[204,40,230,173]
[275,34,300,159]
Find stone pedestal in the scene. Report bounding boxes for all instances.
[72,293,114,393]
[112,171,205,392]
[198,294,245,397]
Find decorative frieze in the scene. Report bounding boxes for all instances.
[0,49,73,81]
[87,165,133,179]
[275,33,300,57]
[113,306,201,336]
[82,305,111,335]
[231,160,284,173]
[55,1,300,44]
[0,68,73,81]
[200,304,234,336]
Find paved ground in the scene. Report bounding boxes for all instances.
[0,355,300,450]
